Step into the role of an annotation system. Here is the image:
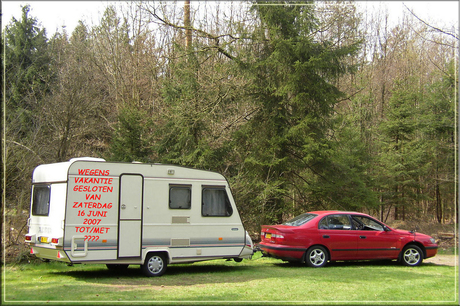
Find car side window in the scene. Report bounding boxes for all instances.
[319,214,351,230]
[318,217,328,229]
[351,216,384,231]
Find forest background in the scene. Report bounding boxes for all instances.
[2,1,458,259]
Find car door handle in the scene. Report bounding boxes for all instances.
[360,236,366,239]
[323,235,330,238]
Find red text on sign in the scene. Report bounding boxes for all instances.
[78,169,110,176]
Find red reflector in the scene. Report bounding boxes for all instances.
[25,235,32,241]
[51,238,59,244]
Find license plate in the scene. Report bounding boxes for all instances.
[40,236,48,243]
[266,233,271,239]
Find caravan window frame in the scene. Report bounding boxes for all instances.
[169,184,192,209]
[201,186,233,217]
[31,184,51,216]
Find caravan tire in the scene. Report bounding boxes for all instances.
[141,253,167,277]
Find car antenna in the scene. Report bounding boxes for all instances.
[409,226,418,239]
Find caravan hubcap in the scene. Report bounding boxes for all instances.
[148,256,164,273]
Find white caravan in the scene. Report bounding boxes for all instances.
[25,157,253,276]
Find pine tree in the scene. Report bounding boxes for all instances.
[4,5,52,138]
[232,1,362,223]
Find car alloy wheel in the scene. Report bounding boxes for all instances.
[401,245,423,266]
[141,253,167,276]
[305,246,328,268]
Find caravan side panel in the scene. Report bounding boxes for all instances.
[65,162,120,262]
[141,175,246,263]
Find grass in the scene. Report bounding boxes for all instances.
[2,252,458,305]
[438,247,456,255]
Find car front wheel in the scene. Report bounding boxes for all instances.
[141,253,168,277]
[305,246,328,268]
[400,245,423,266]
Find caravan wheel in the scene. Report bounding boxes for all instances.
[141,253,167,277]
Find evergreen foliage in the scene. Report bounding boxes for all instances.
[231,2,363,224]
[4,5,51,138]
[108,107,153,162]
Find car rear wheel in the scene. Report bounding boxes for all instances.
[400,245,423,266]
[141,253,167,277]
[305,246,328,268]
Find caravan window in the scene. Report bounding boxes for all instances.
[32,185,51,216]
[169,185,191,209]
[202,186,233,217]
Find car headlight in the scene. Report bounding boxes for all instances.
[430,238,436,244]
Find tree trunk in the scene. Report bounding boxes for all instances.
[184,1,192,49]
[435,183,442,223]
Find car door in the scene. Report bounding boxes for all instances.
[351,215,400,259]
[318,214,357,260]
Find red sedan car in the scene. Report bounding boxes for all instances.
[259,211,438,267]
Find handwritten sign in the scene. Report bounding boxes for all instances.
[72,168,115,242]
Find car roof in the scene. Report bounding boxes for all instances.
[309,211,371,217]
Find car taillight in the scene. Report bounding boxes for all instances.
[25,235,32,242]
[272,233,285,243]
[263,231,285,243]
[51,238,59,244]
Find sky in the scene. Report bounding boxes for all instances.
[2,1,459,37]
[2,1,113,35]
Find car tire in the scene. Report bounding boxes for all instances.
[141,253,168,277]
[400,245,423,266]
[305,246,328,268]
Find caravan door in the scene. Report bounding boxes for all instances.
[118,174,143,258]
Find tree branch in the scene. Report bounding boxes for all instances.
[143,4,239,61]
[403,4,459,40]
[5,140,44,163]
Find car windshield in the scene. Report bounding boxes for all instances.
[283,213,317,226]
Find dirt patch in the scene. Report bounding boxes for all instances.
[424,255,457,267]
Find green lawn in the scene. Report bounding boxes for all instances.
[2,253,458,305]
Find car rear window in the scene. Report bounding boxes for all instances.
[283,213,317,226]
